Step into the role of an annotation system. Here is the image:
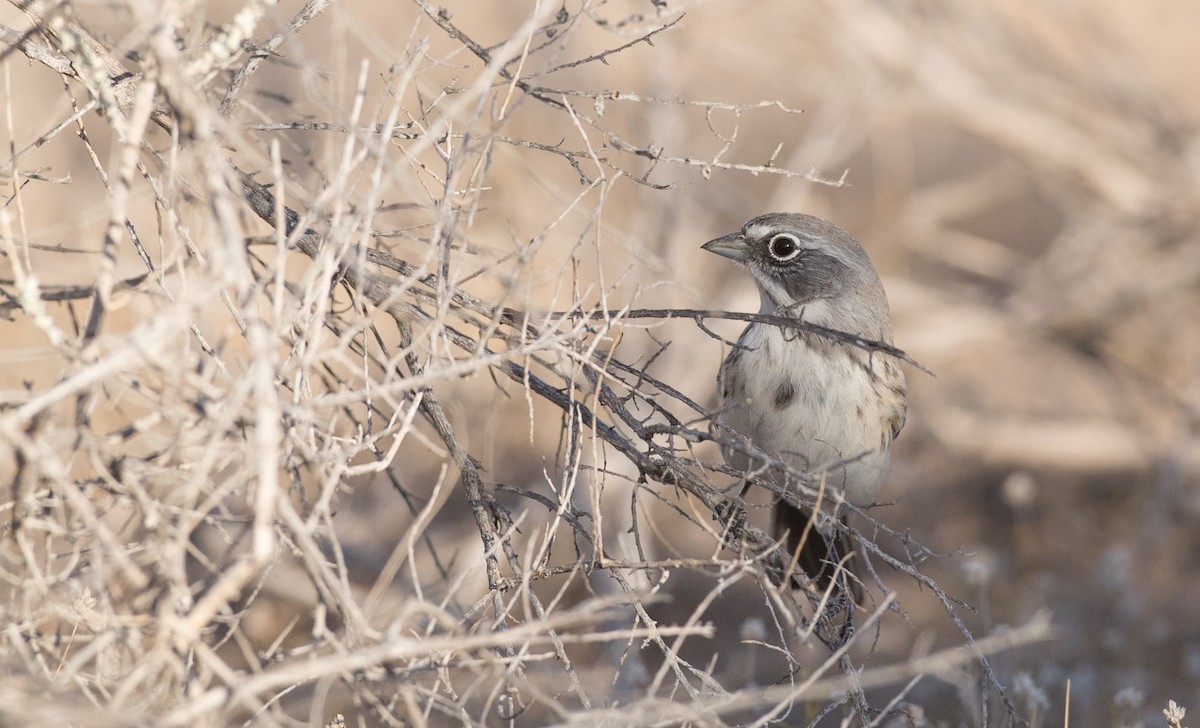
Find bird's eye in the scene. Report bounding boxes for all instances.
[768,234,800,261]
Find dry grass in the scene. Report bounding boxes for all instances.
[1,0,1197,726]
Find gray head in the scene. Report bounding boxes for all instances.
[702,213,892,337]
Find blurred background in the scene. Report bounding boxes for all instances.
[2,0,1198,725]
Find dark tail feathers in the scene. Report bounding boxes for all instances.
[771,501,864,604]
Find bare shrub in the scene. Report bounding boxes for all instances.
[4,1,1195,726]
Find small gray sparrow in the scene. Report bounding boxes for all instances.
[703,213,907,602]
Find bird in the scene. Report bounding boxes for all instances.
[702,213,907,603]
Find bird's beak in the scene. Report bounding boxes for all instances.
[701,232,748,261]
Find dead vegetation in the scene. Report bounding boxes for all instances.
[1,1,1197,726]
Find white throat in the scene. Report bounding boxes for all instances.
[756,279,839,326]
[756,278,792,313]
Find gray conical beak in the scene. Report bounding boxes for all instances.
[701,232,748,261]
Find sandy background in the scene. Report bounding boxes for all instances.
[1,0,1198,725]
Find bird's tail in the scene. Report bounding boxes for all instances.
[771,500,864,605]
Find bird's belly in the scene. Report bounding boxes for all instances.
[722,327,891,505]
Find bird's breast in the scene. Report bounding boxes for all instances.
[719,323,897,505]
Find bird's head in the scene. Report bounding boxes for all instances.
[702,212,891,334]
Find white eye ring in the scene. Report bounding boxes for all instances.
[768,233,801,261]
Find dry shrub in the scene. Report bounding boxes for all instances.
[1,1,1196,726]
